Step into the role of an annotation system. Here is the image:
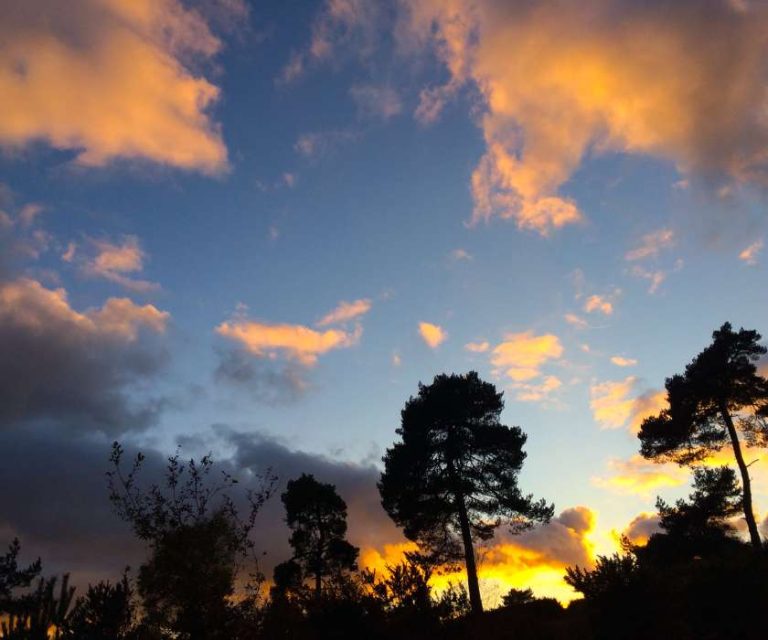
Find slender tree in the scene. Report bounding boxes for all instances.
[281,473,359,599]
[378,372,553,615]
[638,323,768,548]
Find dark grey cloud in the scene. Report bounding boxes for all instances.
[214,347,309,406]
[0,277,170,435]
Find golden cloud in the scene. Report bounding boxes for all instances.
[610,356,637,367]
[359,507,598,605]
[0,277,168,341]
[418,321,447,348]
[490,331,563,381]
[216,318,362,366]
[0,0,228,172]
[402,0,768,234]
[590,377,667,432]
[592,454,688,497]
[316,298,372,326]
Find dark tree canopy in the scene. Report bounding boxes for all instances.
[281,473,359,599]
[638,323,768,548]
[64,572,135,640]
[379,371,553,614]
[107,443,276,639]
[637,466,744,566]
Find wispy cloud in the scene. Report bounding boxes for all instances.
[625,229,675,261]
[739,239,764,266]
[610,356,637,367]
[81,236,159,294]
[464,340,490,353]
[590,377,667,432]
[316,298,372,327]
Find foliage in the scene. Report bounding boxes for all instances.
[280,473,359,598]
[107,442,276,639]
[63,572,135,640]
[379,371,553,613]
[0,539,41,615]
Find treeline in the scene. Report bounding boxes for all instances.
[1,323,766,639]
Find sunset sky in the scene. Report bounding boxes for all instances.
[2,0,768,605]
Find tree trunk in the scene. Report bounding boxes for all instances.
[720,404,762,549]
[455,495,483,615]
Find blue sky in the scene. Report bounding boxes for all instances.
[2,0,768,601]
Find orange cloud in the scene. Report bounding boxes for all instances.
[217,318,362,366]
[739,239,763,266]
[464,340,490,353]
[316,298,372,326]
[0,0,228,172]
[490,331,563,381]
[592,454,688,497]
[564,313,589,329]
[402,0,768,234]
[590,377,667,433]
[513,376,563,402]
[625,229,675,261]
[418,322,447,348]
[82,236,159,293]
[610,356,637,367]
[0,277,168,341]
[584,294,614,316]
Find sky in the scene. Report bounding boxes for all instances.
[2,0,768,605]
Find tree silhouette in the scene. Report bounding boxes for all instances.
[281,473,359,599]
[638,466,744,565]
[107,443,276,639]
[378,372,553,615]
[638,323,768,548]
[0,538,42,615]
[64,572,135,640]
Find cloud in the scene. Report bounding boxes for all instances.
[350,84,403,120]
[465,340,490,353]
[81,236,159,293]
[490,331,563,381]
[564,313,589,329]
[418,321,447,348]
[610,356,638,367]
[625,229,675,261]
[316,298,372,326]
[450,248,473,262]
[512,375,563,402]
[401,0,768,234]
[214,348,309,405]
[279,0,383,83]
[0,0,228,173]
[584,294,614,316]
[629,266,667,294]
[590,377,666,432]
[0,277,169,433]
[592,454,688,497]
[217,317,362,367]
[294,129,359,158]
[621,512,661,546]
[739,239,764,265]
